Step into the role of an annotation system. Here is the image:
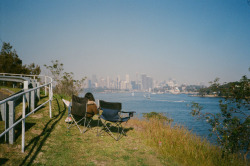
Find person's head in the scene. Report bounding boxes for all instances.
[84,92,95,101]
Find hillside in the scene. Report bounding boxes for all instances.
[0,94,247,165]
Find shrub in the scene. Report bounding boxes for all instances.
[44,60,86,96]
[142,112,173,122]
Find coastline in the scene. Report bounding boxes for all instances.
[189,94,220,98]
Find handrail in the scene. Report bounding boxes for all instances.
[0,75,31,84]
[0,73,53,152]
[0,80,52,105]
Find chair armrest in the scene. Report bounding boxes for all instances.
[121,111,136,117]
[121,111,136,113]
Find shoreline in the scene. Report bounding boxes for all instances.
[189,94,221,98]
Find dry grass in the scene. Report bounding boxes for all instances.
[128,118,248,166]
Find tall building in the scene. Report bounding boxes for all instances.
[141,74,147,90]
[88,79,92,89]
[92,75,97,83]
[116,75,120,89]
[99,77,106,88]
[125,74,132,90]
[136,72,139,84]
[146,76,153,91]
[106,76,110,88]
[126,74,130,83]
[141,74,153,91]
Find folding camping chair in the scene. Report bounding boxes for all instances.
[67,95,94,133]
[97,100,135,141]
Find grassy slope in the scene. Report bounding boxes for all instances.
[0,95,170,166]
[0,86,21,100]
[0,94,248,165]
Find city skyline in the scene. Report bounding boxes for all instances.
[85,72,205,91]
[1,0,250,86]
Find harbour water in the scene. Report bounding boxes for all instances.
[82,92,222,144]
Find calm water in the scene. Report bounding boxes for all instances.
[82,92,222,143]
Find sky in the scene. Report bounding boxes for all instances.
[1,0,250,85]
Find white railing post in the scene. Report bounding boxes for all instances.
[45,76,47,96]
[22,81,28,152]
[8,101,15,144]
[31,90,35,111]
[22,94,26,153]
[49,83,52,118]
[37,82,40,100]
[1,103,7,142]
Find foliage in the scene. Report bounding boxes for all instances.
[184,84,205,92]
[142,112,173,123]
[198,76,250,97]
[44,60,63,83]
[22,63,41,75]
[44,60,86,96]
[191,75,250,160]
[0,42,41,75]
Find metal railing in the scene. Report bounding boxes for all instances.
[0,73,53,152]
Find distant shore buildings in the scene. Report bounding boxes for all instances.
[84,73,206,94]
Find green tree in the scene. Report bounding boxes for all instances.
[22,63,41,75]
[191,75,250,161]
[0,42,41,75]
[0,42,23,73]
[44,60,86,96]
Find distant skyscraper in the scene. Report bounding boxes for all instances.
[146,76,153,91]
[117,75,120,89]
[92,75,97,84]
[126,74,130,83]
[99,77,106,88]
[106,76,110,88]
[88,79,92,88]
[141,74,147,90]
[131,81,136,90]
[136,72,139,84]
[141,74,153,91]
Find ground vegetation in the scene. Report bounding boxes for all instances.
[192,75,250,161]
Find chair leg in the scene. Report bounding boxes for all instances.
[105,123,119,141]
[97,120,127,141]
[82,118,92,134]
[67,114,86,133]
[114,122,127,140]
[97,117,101,136]
[97,119,106,137]
[67,115,75,129]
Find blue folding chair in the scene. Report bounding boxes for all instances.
[97,100,135,141]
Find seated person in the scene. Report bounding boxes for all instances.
[64,92,98,122]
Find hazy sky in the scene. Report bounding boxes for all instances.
[1,0,250,85]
